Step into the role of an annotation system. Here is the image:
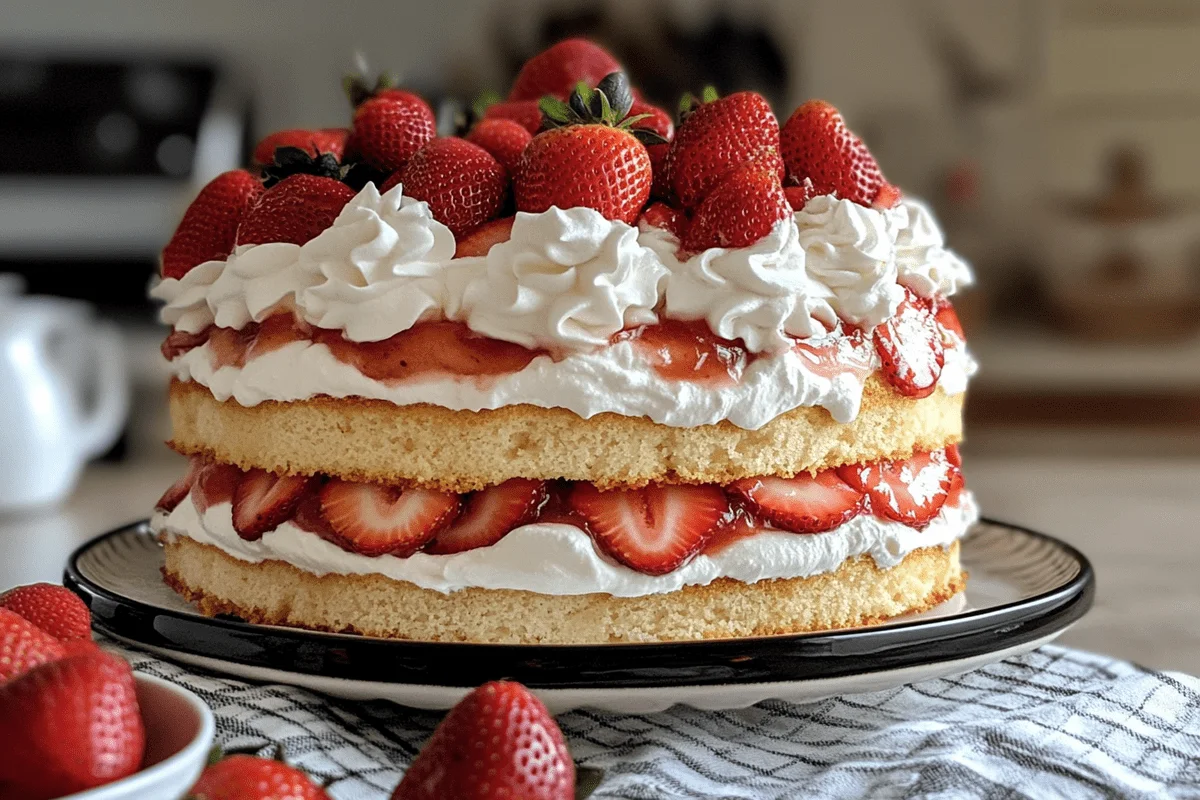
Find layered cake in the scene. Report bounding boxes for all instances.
[150,39,976,644]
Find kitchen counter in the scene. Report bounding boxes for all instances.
[1,453,1195,674]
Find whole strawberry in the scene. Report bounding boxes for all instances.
[252,128,348,168]
[508,38,622,101]
[0,607,65,681]
[188,754,331,800]
[684,161,791,252]
[664,89,784,209]
[515,72,662,225]
[351,90,437,174]
[385,138,508,237]
[392,681,574,800]
[0,650,145,799]
[0,582,91,641]
[466,118,532,173]
[236,170,355,247]
[161,170,264,278]
[780,100,889,207]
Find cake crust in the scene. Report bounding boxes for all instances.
[168,378,963,491]
[161,535,964,644]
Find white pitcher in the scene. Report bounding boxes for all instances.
[0,277,129,509]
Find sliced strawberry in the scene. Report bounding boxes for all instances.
[838,450,954,528]
[291,491,335,538]
[192,461,243,513]
[318,479,460,557]
[453,216,514,258]
[426,479,547,555]
[155,455,205,513]
[160,327,212,360]
[874,291,945,399]
[873,181,903,209]
[932,295,965,340]
[231,469,316,541]
[568,483,729,575]
[637,201,688,240]
[784,177,816,211]
[944,465,966,509]
[945,444,962,468]
[728,469,866,534]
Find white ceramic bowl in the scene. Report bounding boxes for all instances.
[62,673,215,800]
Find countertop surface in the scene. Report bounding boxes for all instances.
[2,453,1196,675]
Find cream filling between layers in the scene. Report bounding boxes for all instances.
[151,492,977,598]
[165,338,975,429]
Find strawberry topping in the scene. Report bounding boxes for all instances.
[874,291,945,398]
[728,469,866,534]
[508,38,622,101]
[386,137,508,237]
[426,479,548,555]
[636,201,688,240]
[626,318,747,386]
[350,91,436,174]
[161,170,263,279]
[465,118,533,173]
[682,160,791,251]
[235,173,356,247]
[568,482,729,575]
[253,128,348,167]
[318,479,459,557]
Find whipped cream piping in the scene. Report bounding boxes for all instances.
[152,492,977,597]
[165,335,977,428]
[153,186,973,355]
[457,207,668,351]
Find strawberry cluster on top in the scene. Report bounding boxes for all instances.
[162,38,899,279]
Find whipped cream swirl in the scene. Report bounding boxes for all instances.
[648,220,838,355]
[893,198,973,298]
[299,183,456,341]
[456,207,667,352]
[152,259,223,333]
[795,195,905,331]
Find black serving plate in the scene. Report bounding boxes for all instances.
[65,518,1092,707]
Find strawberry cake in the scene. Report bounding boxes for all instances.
[150,40,977,644]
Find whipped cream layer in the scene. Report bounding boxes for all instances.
[153,185,972,356]
[152,492,977,598]
[166,333,976,428]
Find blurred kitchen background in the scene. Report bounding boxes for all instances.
[1,0,1198,669]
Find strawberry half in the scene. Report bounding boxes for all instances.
[683,160,791,251]
[155,454,205,513]
[838,450,955,527]
[465,118,533,173]
[253,128,348,167]
[568,483,729,575]
[454,216,514,258]
[231,469,316,541]
[235,173,356,247]
[392,681,574,800]
[780,100,886,207]
[874,291,945,398]
[0,583,92,642]
[728,469,866,534]
[351,91,437,174]
[0,607,66,681]
[161,170,263,278]
[664,90,784,209]
[933,295,966,340]
[426,479,547,555]
[318,479,460,557]
[508,37,622,101]
[193,461,243,513]
[385,137,508,237]
[784,177,817,211]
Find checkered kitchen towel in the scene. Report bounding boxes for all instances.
[106,642,1200,799]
